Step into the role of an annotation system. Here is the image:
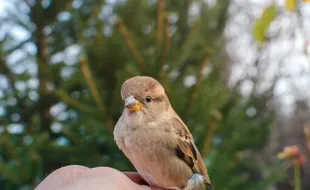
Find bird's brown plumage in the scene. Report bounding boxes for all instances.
[121,76,165,100]
[172,117,213,189]
[114,76,213,190]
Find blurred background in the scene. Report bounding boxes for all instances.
[0,0,310,189]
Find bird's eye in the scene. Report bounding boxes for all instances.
[145,96,152,103]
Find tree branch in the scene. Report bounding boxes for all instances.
[172,18,201,70]
[55,89,100,117]
[160,14,170,71]
[202,120,217,157]
[116,19,146,73]
[35,26,54,135]
[80,57,105,115]
[156,0,165,45]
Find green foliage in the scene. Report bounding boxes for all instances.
[253,4,277,45]
[0,0,282,190]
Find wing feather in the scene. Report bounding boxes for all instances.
[171,117,213,189]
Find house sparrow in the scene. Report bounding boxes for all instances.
[113,76,214,190]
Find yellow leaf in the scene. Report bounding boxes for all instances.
[253,4,277,44]
[286,0,297,12]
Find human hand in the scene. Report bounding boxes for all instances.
[34,165,162,190]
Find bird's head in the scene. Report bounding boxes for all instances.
[121,76,170,121]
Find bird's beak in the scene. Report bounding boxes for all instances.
[125,96,143,112]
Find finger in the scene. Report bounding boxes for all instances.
[87,167,151,190]
[123,172,165,190]
[123,172,149,185]
[34,165,89,190]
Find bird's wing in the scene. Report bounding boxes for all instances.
[171,117,213,188]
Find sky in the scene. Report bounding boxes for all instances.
[226,0,310,115]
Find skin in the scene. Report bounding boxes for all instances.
[34,165,163,190]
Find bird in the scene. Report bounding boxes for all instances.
[113,76,214,190]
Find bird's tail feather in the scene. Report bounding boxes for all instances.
[183,174,214,190]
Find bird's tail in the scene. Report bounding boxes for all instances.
[183,174,214,190]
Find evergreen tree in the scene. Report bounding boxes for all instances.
[0,0,278,189]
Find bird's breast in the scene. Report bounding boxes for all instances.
[121,126,191,189]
